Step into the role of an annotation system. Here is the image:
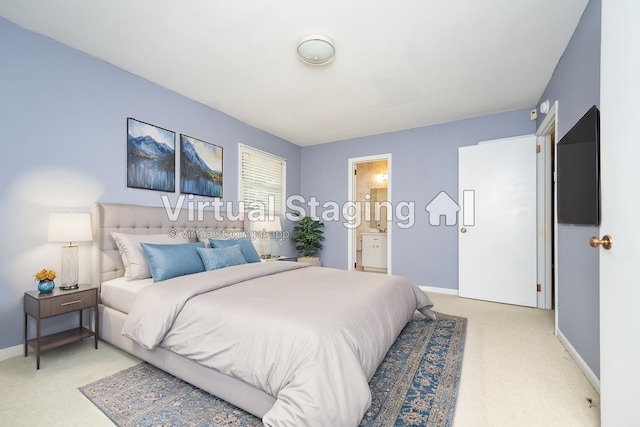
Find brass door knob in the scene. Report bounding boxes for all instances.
[590,235,613,250]
[461,228,467,233]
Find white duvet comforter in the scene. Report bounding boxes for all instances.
[121,261,435,427]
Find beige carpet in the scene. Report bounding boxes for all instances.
[431,293,600,427]
[0,292,600,427]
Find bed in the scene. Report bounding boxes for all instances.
[93,202,436,427]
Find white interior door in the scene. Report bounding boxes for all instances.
[599,2,640,422]
[458,135,537,307]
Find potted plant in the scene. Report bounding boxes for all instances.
[292,215,324,266]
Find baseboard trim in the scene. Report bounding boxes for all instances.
[419,286,459,296]
[556,328,600,394]
[0,344,22,362]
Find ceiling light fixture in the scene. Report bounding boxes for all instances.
[297,35,335,65]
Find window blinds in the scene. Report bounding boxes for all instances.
[239,144,286,214]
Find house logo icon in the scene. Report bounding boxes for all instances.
[425,191,460,226]
[425,190,476,226]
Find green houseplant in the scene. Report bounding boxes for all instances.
[292,215,325,266]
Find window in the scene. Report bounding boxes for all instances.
[239,144,286,214]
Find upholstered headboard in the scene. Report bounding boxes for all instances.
[92,203,245,285]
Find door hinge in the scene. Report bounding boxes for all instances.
[354,262,357,269]
[537,284,542,292]
[536,145,541,153]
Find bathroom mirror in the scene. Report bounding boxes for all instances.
[369,187,388,230]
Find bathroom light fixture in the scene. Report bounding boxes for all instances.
[297,35,335,65]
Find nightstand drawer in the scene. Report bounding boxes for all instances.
[37,289,96,317]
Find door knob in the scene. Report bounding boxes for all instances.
[461,228,467,234]
[590,235,613,250]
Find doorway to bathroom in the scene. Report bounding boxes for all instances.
[347,154,391,274]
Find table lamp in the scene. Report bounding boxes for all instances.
[250,216,282,259]
[47,212,93,290]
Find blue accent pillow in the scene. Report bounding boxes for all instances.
[140,242,205,282]
[197,245,248,271]
[208,237,261,263]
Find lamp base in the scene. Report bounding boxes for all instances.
[260,235,272,259]
[59,284,79,291]
[60,245,79,287]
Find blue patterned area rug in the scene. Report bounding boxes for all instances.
[79,313,466,427]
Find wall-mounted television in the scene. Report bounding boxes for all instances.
[557,105,600,226]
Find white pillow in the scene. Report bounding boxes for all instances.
[111,232,190,280]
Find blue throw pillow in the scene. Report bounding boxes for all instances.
[140,242,205,282]
[197,245,248,271]
[208,237,261,263]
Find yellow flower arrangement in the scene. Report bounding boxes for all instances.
[34,268,57,282]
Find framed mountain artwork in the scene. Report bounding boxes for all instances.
[180,134,223,198]
[126,118,176,192]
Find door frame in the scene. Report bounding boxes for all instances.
[347,153,392,274]
[536,101,558,318]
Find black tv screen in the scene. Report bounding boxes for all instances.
[557,105,600,226]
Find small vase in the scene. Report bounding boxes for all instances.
[38,280,55,293]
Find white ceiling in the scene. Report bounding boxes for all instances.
[0,0,589,146]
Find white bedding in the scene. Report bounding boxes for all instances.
[100,277,153,314]
[121,261,435,427]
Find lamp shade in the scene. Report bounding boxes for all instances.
[249,216,282,233]
[47,212,93,243]
[297,35,335,65]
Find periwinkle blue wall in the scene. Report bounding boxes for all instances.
[536,0,601,378]
[301,109,535,289]
[0,17,301,350]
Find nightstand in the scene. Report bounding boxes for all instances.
[24,284,98,369]
[260,256,297,262]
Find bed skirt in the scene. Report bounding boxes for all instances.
[98,304,276,417]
